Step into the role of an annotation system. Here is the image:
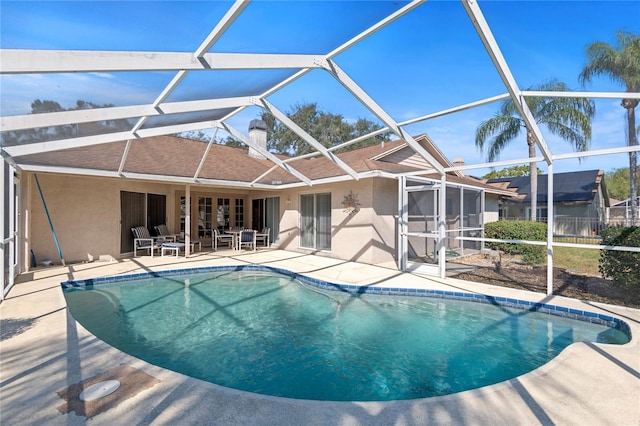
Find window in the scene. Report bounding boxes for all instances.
[234,198,244,228]
[526,206,548,221]
[217,198,230,230]
[198,197,213,237]
[300,193,331,250]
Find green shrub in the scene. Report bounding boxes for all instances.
[599,226,640,289]
[484,220,547,265]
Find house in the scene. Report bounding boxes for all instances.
[12,123,514,275]
[609,196,640,226]
[486,170,610,236]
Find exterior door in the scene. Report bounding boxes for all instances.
[120,191,146,253]
[147,193,167,236]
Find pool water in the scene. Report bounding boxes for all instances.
[63,270,629,401]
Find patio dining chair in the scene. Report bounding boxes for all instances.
[131,226,161,257]
[255,227,270,248]
[212,228,233,250]
[237,229,257,252]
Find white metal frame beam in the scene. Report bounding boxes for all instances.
[318,58,446,175]
[1,97,255,132]
[0,50,323,74]
[461,0,553,164]
[217,0,426,136]
[3,119,219,157]
[217,121,312,186]
[255,99,360,180]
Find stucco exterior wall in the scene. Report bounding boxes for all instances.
[22,171,490,270]
[25,173,177,266]
[24,172,401,268]
[273,178,398,266]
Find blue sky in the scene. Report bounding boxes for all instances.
[1,0,639,176]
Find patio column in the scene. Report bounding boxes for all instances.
[438,174,447,279]
[185,184,191,257]
[1,157,5,301]
[546,164,554,296]
[397,176,407,271]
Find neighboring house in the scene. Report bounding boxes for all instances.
[609,196,640,226]
[486,170,610,236]
[13,125,514,275]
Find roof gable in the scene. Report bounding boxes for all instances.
[370,134,460,176]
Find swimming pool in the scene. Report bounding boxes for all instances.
[62,266,631,401]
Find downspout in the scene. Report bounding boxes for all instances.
[34,174,65,266]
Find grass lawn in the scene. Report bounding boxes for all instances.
[551,245,601,276]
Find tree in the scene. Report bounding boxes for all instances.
[260,102,391,156]
[580,31,640,223]
[606,167,640,201]
[475,80,595,221]
[483,165,542,179]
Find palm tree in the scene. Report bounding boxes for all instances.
[476,80,595,222]
[579,31,640,224]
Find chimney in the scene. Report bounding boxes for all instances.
[248,119,267,159]
[452,158,465,176]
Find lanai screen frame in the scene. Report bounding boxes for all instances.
[1,0,640,300]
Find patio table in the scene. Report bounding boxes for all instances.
[224,229,244,250]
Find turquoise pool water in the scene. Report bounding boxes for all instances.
[63,268,630,401]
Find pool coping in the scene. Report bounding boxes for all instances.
[62,264,632,339]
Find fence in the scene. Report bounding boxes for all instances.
[501,216,607,239]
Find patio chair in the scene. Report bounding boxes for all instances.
[255,227,270,248]
[212,228,233,250]
[154,224,178,242]
[131,226,161,257]
[237,229,257,252]
[155,224,201,251]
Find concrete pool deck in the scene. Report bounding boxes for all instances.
[2,248,639,425]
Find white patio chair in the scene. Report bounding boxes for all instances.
[155,224,201,251]
[154,224,178,242]
[212,228,233,250]
[131,226,161,257]
[237,229,257,252]
[255,227,270,248]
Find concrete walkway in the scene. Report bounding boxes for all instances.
[2,249,639,425]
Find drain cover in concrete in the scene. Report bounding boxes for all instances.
[79,380,121,401]
[57,364,160,418]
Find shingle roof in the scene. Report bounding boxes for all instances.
[15,134,511,194]
[486,170,605,204]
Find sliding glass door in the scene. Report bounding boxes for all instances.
[121,191,166,254]
[300,193,331,250]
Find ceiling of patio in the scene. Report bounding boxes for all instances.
[1,0,637,188]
